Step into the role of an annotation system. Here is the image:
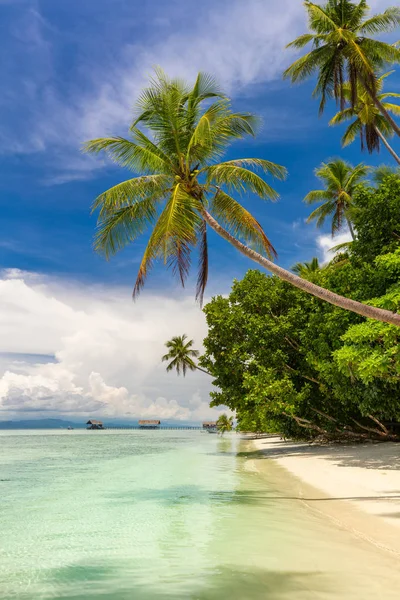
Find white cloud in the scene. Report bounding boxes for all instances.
[2,0,307,163]
[317,231,353,264]
[0,270,222,422]
[3,0,397,180]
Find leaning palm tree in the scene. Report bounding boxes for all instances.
[216,414,234,435]
[292,257,320,276]
[84,69,400,326]
[162,334,210,376]
[330,73,400,165]
[305,159,369,240]
[284,0,400,137]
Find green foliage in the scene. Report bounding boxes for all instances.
[329,72,400,154]
[350,175,400,262]
[162,334,200,376]
[304,159,369,236]
[216,414,234,435]
[85,69,286,304]
[284,0,400,114]
[201,177,400,438]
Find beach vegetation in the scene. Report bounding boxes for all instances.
[200,173,400,440]
[162,334,209,376]
[284,0,400,137]
[85,69,400,325]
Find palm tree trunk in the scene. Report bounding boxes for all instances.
[201,209,400,327]
[346,218,355,241]
[361,77,400,139]
[374,126,400,166]
[196,366,212,376]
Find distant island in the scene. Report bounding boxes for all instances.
[0,419,84,430]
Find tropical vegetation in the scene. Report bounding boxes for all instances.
[329,72,400,165]
[85,69,400,326]
[86,0,400,438]
[216,414,234,435]
[199,171,400,440]
[162,334,209,376]
[304,159,369,239]
[284,0,400,137]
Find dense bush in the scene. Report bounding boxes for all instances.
[200,175,400,440]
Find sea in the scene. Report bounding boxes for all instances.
[1,430,400,599]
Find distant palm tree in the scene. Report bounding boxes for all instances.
[284,0,400,137]
[304,159,369,240]
[162,334,210,376]
[330,73,400,165]
[292,257,320,276]
[85,69,400,326]
[216,414,234,435]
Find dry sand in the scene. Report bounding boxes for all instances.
[250,436,400,556]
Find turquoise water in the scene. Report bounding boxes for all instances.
[1,430,400,599]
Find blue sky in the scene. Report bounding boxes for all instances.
[0,0,399,421]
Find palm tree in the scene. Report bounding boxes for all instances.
[292,257,320,276]
[330,73,400,165]
[84,69,400,327]
[216,414,234,435]
[284,0,400,137]
[162,334,210,376]
[304,159,369,240]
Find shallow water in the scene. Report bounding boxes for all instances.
[1,430,399,599]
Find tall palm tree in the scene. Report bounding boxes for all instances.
[216,414,234,435]
[304,159,369,240]
[292,257,320,276]
[84,70,400,327]
[162,334,210,376]
[284,0,400,137]
[330,73,400,165]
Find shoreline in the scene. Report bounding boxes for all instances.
[248,436,400,557]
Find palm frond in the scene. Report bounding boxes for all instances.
[358,8,400,35]
[305,2,338,34]
[307,202,336,228]
[329,107,355,126]
[304,189,331,204]
[205,159,284,200]
[210,189,276,258]
[83,137,171,174]
[342,119,362,146]
[91,175,171,217]
[283,45,332,83]
[286,33,319,49]
[133,185,201,297]
[94,197,160,259]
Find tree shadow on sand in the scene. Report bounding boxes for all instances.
[243,440,400,471]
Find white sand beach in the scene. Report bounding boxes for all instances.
[250,436,400,556]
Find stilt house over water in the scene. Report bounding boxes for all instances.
[139,420,161,429]
[86,419,104,430]
[202,422,217,430]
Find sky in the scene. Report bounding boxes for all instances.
[0,0,399,423]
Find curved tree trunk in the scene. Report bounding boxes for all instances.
[201,209,400,327]
[374,126,400,166]
[196,365,212,376]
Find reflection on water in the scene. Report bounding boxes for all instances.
[0,430,399,599]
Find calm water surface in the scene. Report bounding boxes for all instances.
[1,430,399,599]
